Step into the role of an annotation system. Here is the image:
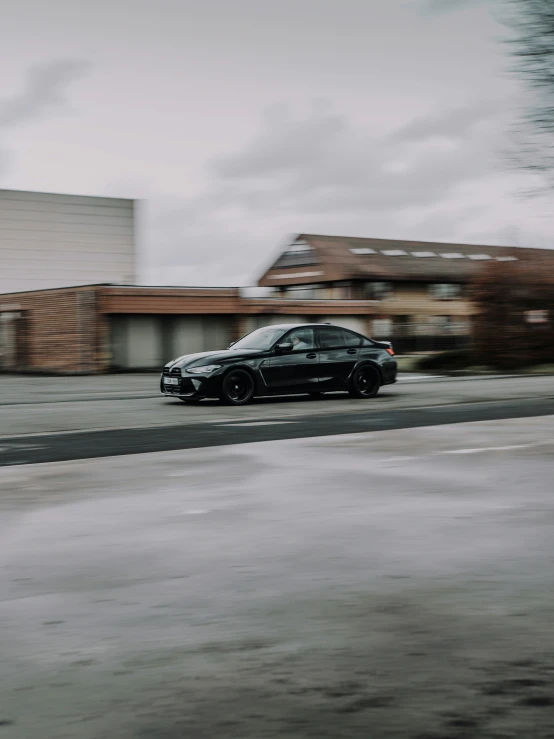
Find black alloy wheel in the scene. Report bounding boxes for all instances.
[220,369,256,406]
[348,365,381,399]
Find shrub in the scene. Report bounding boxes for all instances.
[470,256,554,370]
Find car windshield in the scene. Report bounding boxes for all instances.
[231,327,286,351]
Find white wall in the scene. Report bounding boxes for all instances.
[0,189,135,294]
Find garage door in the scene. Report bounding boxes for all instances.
[168,316,233,359]
[110,315,164,369]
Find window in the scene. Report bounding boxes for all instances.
[272,240,320,270]
[343,329,362,347]
[285,327,316,351]
[411,251,436,258]
[372,318,392,337]
[334,282,353,299]
[318,326,353,349]
[381,249,408,256]
[429,283,462,300]
[434,316,453,334]
[232,327,287,350]
[350,247,376,255]
[284,286,320,299]
[364,282,394,300]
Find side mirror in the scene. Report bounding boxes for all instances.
[275,341,294,354]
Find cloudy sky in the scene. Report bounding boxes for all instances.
[1,0,552,286]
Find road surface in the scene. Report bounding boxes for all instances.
[1,417,554,738]
[1,373,554,465]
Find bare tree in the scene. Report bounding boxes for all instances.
[507,0,554,189]
[471,256,554,368]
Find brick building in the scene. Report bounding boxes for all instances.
[0,284,382,373]
[258,234,554,350]
[2,229,554,374]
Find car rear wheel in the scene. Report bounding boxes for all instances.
[219,369,255,406]
[348,365,381,399]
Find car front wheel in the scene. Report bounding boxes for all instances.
[219,369,256,406]
[348,365,381,399]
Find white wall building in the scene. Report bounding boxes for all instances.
[0,189,135,293]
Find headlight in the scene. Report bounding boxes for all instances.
[186,365,222,374]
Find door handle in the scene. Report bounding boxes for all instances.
[306,353,317,359]
[347,349,357,355]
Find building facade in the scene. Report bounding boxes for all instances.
[0,189,135,294]
[0,284,385,373]
[257,234,554,351]
[2,229,554,374]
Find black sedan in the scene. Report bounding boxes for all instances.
[160,323,397,405]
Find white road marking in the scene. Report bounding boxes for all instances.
[219,421,296,427]
[398,374,442,381]
[376,456,420,463]
[372,441,554,464]
[180,509,210,516]
[440,444,532,455]
[0,443,44,453]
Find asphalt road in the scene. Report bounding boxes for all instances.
[1,373,554,465]
[2,417,554,738]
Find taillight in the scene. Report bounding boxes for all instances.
[386,347,395,356]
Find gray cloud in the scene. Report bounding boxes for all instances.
[0,59,90,129]
[142,97,522,285]
[210,100,504,216]
[0,59,90,178]
[419,0,483,13]
[215,103,347,179]
[391,97,511,143]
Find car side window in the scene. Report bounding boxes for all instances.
[286,327,315,351]
[319,327,346,349]
[342,330,361,347]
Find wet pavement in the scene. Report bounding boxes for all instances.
[2,416,554,737]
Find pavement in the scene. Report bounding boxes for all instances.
[3,373,554,738]
[2,417,554,738]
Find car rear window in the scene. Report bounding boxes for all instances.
[319,327,361,348]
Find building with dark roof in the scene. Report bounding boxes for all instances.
[258,233,544,288]
[257,234,554,346]
[2,231,553,374]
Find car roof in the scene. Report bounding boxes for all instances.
[265,323,330,329]
[265,322,367,332]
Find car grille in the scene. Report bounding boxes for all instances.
[162,366,195,395]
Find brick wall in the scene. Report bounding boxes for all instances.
[0,281,480,375]
[0,286,100,374]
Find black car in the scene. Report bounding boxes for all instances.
[160,323,397,405]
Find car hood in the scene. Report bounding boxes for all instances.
[165,349,258,369]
